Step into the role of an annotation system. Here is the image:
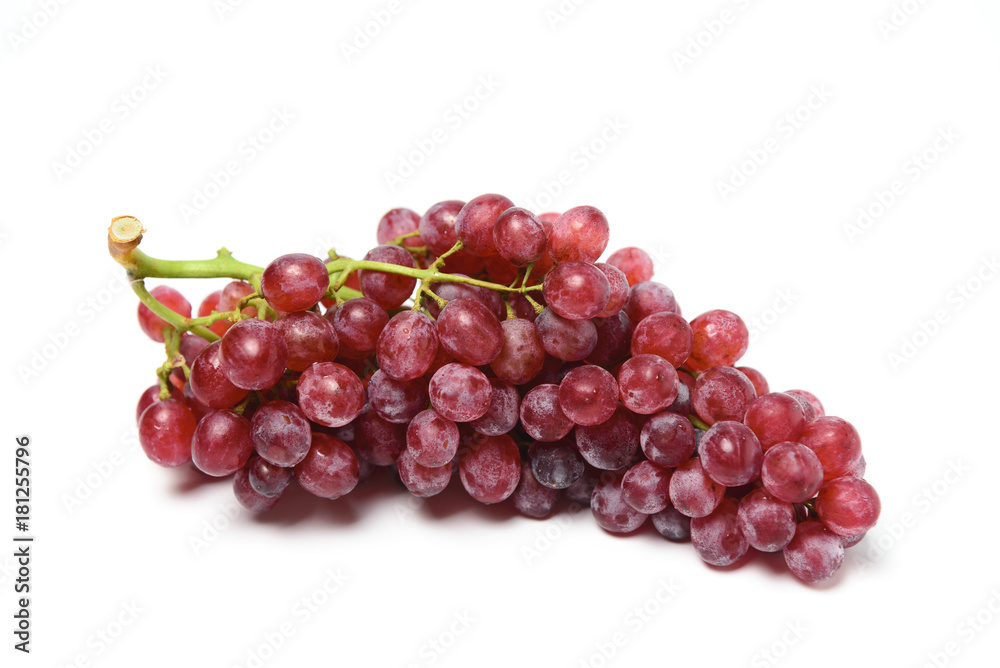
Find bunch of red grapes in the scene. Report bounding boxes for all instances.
[133,194,880,583]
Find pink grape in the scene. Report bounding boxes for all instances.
[490,318,546,385]
[455,194,514,256]
[397,448,452,497]
[138,399,196,467]
[622,460,672,514]
[250,400,312,467]
[535,308,598,361]
[587,311,632,367]
[406,409,459,468]
[376,310,439,381]
[630,312,693,368]
[293,432,360,499]
[220,319,289,390]
[219,280,256,317]
[738,366,770,397]
[783,520,844,583]
[377,207,422,247]
[743,392,806,449]
[234,462,281,512]
[493,207,547,266]
[247,456,292,497]
[428,363,492,422]
[617,354,679,415]
[297,362,366,427]
[353,409,407,465]
[558,365,619,426]
[651,504,691,541]
[693,366,757,425]
[543,261,611,320]
[815,477,881,536]
[575,405,640,470]
[330,298,389,353]
[436,298,504,365]
[189,341,249,409]
[513,464,560,518]
[135,384,178,424]
[198,289,230,337]
[698,421,763,486]
[528,439,584,489]
[606,247,654,286]
[761,442,824,503]
[669,457,725,518]
[690,497,749,566]
[458,433,521,503]
[425,277,504,321]
[640,411,696,467]
[548,206,609,264]
[358,245,417,309]
[275,311,339,372]
[786,390,825,419]
[594,262,629,318]
[799,416,862,482]
[624,282,678,325]
[368,369,429,424]
[591,472,648,533]
[470,379,520,436]
[261,253,330,313]
[520,384,575,442]
[191,409,253,476]
[737,488,796,552]
[418,200,465,256]
[687,309,749,371]
[137,285,192,343]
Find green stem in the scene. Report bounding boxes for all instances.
[688,415,711,431]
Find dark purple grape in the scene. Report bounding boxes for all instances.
[528,439,585,490]
[513,464,560,518]
[575,406,639,470]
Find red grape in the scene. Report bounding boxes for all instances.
[799,416,862,482]
[593,262,629,317]
[436,298,504,366]
[591,472,648,533]
[353,409,407,465]
[548,206,609,264]
[786,390,825,418]
[543,261,611,320]
[330,298,389,353]
[698,421,763,486]
[528,439,584,489]
[247,456,292,497]
[189,341,249,409]
[458,433,521,503]
[138,399,196,467]
[419,200,465,255]
[406,409,459,467]
[368,369,429,424]
[617,354,679,415]
[428,363,492,422]
[693,366,757,425]
[261,253,329,313]
[358,245,417,309]
[191,409,253,476]
[220,318,289,390]
[743,392,806,449]
[651,504,691,541]
[455,194,514,256]
[737,366,769,397]
[783,520,844,583]
[376,310,439,381]
[815,477,881,536]
[736,488,796,552]
[606,247,654,286]
[587,311,632,367]
[490,318,545,385]
[234,462,282,511]
[558,365,619,426]
[690,497,749,566]
[519,384,574,442]
[293,432,360,499]
[397,448,452,497]
[630,312,693,368]
[640,411,696,468]
[137,285,191,343]
[624,281,678,325]
[250,400,312,467]
[493,207,547,266]
[669,457,725,518]
[687,310,749,371]
[622,460,672,514]
[760,441,824,503]
[513,464,560,518]
[575,405,640,470]
[377,207,422,247]
[275,311,339,372]
[297,362,365,427]
[470,378,520,436]
[535,308,598,361]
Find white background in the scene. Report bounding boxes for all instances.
[2,1,999,666]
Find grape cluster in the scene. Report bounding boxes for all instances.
[131,194,880,583]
